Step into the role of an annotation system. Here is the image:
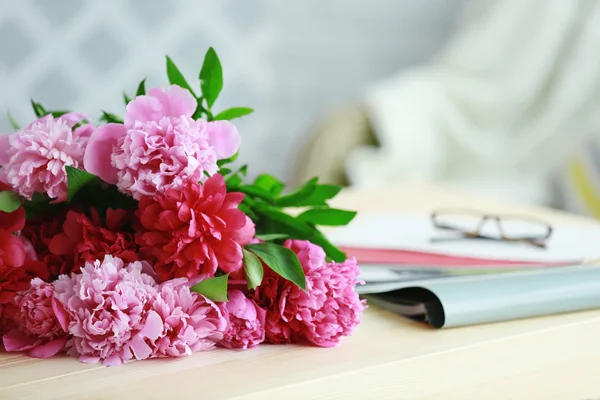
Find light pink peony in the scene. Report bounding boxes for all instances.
[142,279,228,358]
[0,114,93,201]
[219,290,266,350]
[84,85,241,199]
[255,240,365,347]
[136,174,254,282]
[53,255,160,366]
[2,278,68,358]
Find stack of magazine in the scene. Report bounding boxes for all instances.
[329,213,600,328]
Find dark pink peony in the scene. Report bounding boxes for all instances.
[255,240,365,347]
[48,209,139,276]
[2,278,68,358]
[53,255,160,366]
[0,227,48,335]
[219,290,266,350]
[136,174,254,282]
[141,279,228,357]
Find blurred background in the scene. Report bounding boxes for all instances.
[2,0,600,216]
[0,0,462,178]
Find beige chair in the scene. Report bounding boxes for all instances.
[290,104,377,188]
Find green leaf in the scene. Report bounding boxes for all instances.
[292,184,342,207]
[254,174,285,196]
[254,233,289,241]
[219,167,232,176]
[65,166,100,203]
[0,190,21,213]
[123,92,131,105]
[22,193,52,219]
[190,274,229,302]
[226,174,243,188]
[254,203,314,238]
[31,100,47,118]
[235,185,275,203]
[7,111,19,130]
[213,107,254,121]
[136,78,146,96]
[73,183,137,214]
[217,152,238,168]
[242,249,264,290]
[49,111,71,118]
[297,208,357,226]
[246,243,306,290]
[166,56,196,96]
[308,229,347,262]
[275,178,318,207]
[199,47,223,109]
[239,203,257,220]
[99,111,124,124]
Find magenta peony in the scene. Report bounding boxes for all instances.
[219,290,266,350]
[2,278,68,358]
[83,85,241,199]
[255,240,365,347]
[136,174,254,282]
[143,279,228,357]
[0,114,93,201]
[53,255,160,366]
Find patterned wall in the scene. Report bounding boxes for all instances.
[0,0,463,180]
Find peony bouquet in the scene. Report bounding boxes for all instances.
[0,48,365,366]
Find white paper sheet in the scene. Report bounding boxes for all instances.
[329,213,600,263]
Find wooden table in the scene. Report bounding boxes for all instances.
[3,184,600,400]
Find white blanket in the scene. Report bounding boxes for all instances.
[347,0,600,206]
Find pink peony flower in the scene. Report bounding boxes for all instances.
[2,278,68,358]
[255,240,365,347]
[219,290,266,350]
[84,85,241,199]
[53,255,160,366]
[0,114,93,201]
[141,279,228,358]
[136,174,253,282]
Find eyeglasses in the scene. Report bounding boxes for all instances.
[431,209,553,248]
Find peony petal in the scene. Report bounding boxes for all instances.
[124,85,197,127]
[0,206,26,232]
[103,353,124,366]
[0,230,25,267]
[48,233,74,256]
[105,209,128,231]
[206,121,241,159]
[28,336,67,358]
[52,297,71,332]
[128,334,153,361]
[230,216,255,246]
[0,134,10,165]
[21,236,38,261]
[83,123,127,184]
[78,355,101,364]
[73,123,95,140]
[2,329,38,352]
[0,291,14,304]
[139,310,164,341]
[57,112,88,128]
